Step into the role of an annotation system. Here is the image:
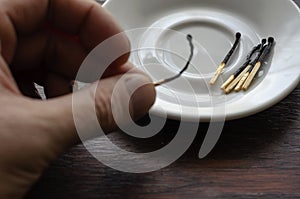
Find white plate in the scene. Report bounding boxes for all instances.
[104,0,300,122]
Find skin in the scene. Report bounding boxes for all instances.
[0,0,156,198]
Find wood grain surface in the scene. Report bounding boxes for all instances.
[25,1,300,198]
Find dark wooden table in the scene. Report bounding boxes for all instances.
[26,1,300,199]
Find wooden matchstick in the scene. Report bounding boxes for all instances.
[224,39,267,94]
[234,39,267,92]
[210,32,241,85]
[221,42,263,90]
[154,34,194,87]
[242,37,275,91]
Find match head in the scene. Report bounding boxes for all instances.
[268,37,275,43]
[187,34,193,41]
[261,39,267,45]
[236,32,242,39]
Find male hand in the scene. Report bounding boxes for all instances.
[0,0,156,198]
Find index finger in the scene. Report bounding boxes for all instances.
[4,0,130,58]
[48,0,130,52]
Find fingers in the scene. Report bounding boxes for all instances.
[12,31,130,82]
[48,0,129,51]
[6,0,130,57]
[44,72,72,98]
[11,30,86,81]
[0,56,20,94]
[38,71,156,149]
[12,61,138,99]
[2,0,48,34]
[42,62,137,99]
[5,0,130,82]
[13,69,72,99]
[11,31,48,73]
[47,0,96,35]
[47,0,130,76]
[0,8,17,63]
[0,0,48,63]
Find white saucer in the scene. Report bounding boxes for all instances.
[104,0,300,122]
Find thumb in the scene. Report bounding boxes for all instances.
[40,72,156,150]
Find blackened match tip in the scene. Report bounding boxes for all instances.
[262,39,267,45]
[268,37,275,43]
[236,32,241,39]
[187,34,193,41]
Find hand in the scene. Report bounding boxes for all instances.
[0,0,156,198]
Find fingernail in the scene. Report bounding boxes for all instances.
[125,74,156,120]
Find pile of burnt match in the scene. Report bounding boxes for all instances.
[210,32,275,94]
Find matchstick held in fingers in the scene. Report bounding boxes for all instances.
[154,34,194,87]
[210,32,241,85]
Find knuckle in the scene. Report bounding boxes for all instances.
[94,87,116,132]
